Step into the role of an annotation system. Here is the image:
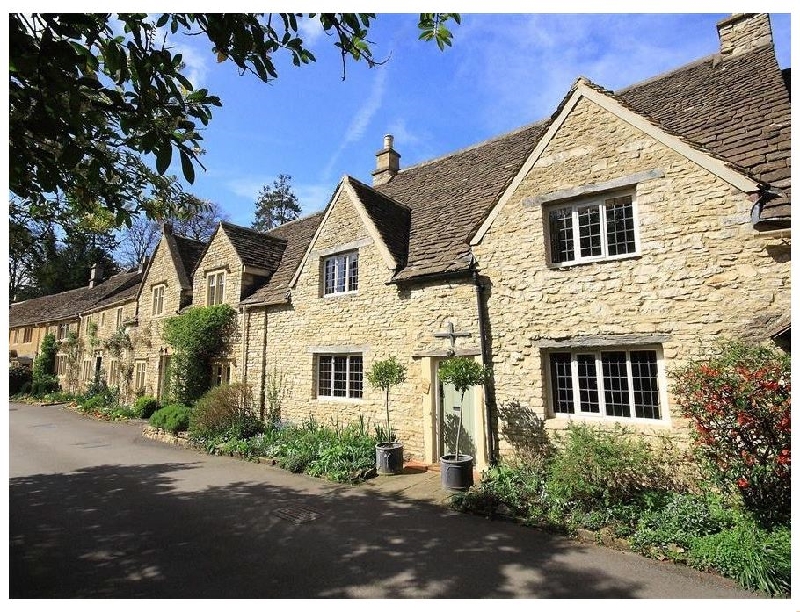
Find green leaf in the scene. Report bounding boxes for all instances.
[155,143,172,175]
[179,149,195,184]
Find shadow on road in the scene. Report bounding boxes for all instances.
[10,461,650,598]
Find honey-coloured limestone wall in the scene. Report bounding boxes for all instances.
[472,95,790,455]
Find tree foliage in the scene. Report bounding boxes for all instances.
[672,340,791,525]
[10,13,461,228]
[252,174,301,232]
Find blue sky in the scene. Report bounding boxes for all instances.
[161,12,791,228]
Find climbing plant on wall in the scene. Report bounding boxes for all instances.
[162,304,237,404]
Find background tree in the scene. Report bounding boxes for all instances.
[170,198,229,242]
[252,174,301,232]
[10,13,460,229]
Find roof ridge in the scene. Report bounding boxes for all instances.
[265,210,325,234]
[347,175,412,211]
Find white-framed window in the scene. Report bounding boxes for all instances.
[206,271,225,306]
[57,323,70,340]
[84,315,94,336]
[548,347,663,421]
[323,252,359,295]
[23,327,33,343]
[82,359,93,382]
[134,361,147,392]
[115,307,123,330]
[317,354,363,399]
[547,192,638,265]
[212,362,231,386]
[152,285,165,316]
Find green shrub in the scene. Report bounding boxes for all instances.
[631,492,737,558]
[32,333,57,380]
[134,395,160,419]
[672,340,790,525]
[31,375,60,397]
[545,423,673,513]
[688,521,791,597]
[9,364,32,395]
[189,383,264,441]
[79,394,110,411]
[149,404,193,433]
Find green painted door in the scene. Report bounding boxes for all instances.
[438,361,477,458]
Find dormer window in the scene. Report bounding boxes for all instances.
[547,192,638,266]
[207,271,225,306]
[323,252,358,295]
[152,285,165,316]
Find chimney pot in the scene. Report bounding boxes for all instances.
[89,262,104,288]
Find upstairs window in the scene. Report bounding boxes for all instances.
[115,307,123,330]
[57,323,70,340]
[549,348,662,421]
[323,252,358,295]
[23,327,33,343]
[152,285,165,316]
[207,271,225,306]
[547,193,637,265]
[317,354,363,399]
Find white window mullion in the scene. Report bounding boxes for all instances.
[569,352,581,415]
[625,350,637,420]
[595,353,608,418]
[599,201,609,258]
[570,206,581,263]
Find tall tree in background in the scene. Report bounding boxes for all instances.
[252,174,301,232]
[116,198,229,269]
[10,13,460,230]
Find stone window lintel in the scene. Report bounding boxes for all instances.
[524,169,665,208]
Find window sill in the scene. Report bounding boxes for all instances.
[549,413,670,427]
[547,252,641,270]
[315,396,364,403]
[322,291,359,299]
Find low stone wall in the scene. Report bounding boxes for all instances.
[141,425,193,448]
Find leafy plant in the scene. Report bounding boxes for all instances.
[672,340,791,524]
[162,304,237,404]
[437,357,489,460]
[149,404,193,433]
[32,333,57,380]
[134,395,160,419]
[264,364,290,423]
[9,364,32,395]
[188,383,264,441]
[366,356,407,443]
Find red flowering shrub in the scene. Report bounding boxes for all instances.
[672,341,790,524]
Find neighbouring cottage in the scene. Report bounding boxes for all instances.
[9,14,790,471]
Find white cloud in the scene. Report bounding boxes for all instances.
[297,16,325,46]
[322,67,389,179]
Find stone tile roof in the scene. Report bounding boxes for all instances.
[240,212,324,307]
[376,121,548,281]
[9,270,142,327]
[218,221,287,272]
[171,234,206,288]
[347,177,411,269]
[618,45,791,221]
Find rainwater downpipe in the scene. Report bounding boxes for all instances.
[473,269,496,465]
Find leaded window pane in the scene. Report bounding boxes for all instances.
[550,353,574,414]
[630,350,660,419]
[605,196,636,256]
[348,254,359,292]
[324,258,336,294]
[333,356,347,397]
[601,351,630,417]
[578,205,602,258]
[318,356,332,396]
[549,208,574,263]
[349,355,363,398]
[577,354,600,413]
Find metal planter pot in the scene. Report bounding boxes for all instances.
[375,442,404,475]
[440,454,474,490]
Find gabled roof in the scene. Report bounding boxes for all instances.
[9,270,142,328]
[171,234,206,289]
[240,212,324,307]
[376,121,548,281]
[216,221,287,272]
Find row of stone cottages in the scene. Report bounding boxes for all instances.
[9,13,790,469]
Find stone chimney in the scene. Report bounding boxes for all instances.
[372,134,401,186]
[161,220,173,236]
[138,257,148,274]
[89,262,104,288]
[717,13,773,57]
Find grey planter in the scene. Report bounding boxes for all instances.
[375,442,404,475]
[440,454,474,490]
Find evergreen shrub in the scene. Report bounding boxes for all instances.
[149,404,193,433]
[188,383,264,441]
[134,395,160,419]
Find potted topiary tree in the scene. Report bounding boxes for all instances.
[437,356,490,490]
[367,356,407,475]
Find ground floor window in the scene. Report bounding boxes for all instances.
[82,359,92,382]
[134,361,147,392]
[549,348,662,420]
[109,360,119,386]
[55,355,68,376]
[317,354,363,399]
[212,362,231,386]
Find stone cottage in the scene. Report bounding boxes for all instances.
[9,13,790,470]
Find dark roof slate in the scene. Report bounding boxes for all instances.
[171,234,206,287]
[618,45,791,221]
[9,270,142,327]
[376,121,548,281]
[240,212,324,307]
[347,177,411,269]
[220,221,287,271]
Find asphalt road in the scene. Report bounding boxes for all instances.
[9,401,762,599]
